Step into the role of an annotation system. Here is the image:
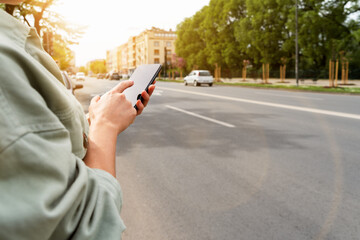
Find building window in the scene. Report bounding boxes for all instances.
[166,41,171,47]
[166,50,172,55]
[154,58,160,64]
[154,49,160,55]
[154,41,159,46]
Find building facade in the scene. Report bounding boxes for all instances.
[119,43,128,74]
[106,27,177,75]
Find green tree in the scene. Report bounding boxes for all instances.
[201,0,247,71]
[280,0,360,79]
[2,0,84,62]
[78,66,88,76]
[52,33,74,70]
[176,0,248,76]
[16,0,84,44]
[176,6,210,72]
[175,0,359,78]
[89,60,107,74]
[235,0,293,66]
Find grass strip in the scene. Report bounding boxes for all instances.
[157,79,360,94]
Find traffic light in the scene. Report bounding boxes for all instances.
[43,31,53,56]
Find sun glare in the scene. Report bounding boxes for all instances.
[50,0,210,66]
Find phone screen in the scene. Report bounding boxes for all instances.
[123,64,162,107]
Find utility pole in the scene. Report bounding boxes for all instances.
[164,46,167,79]
[295,0,299,86]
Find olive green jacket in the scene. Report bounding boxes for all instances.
[0,9,125,239]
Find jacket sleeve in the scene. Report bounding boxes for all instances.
[0,130,126,240]
[0,46,125,240]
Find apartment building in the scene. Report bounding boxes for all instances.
[119,43,128,74]
[128,36,137,74]
[106,47,118,72]
[106,27,177,75]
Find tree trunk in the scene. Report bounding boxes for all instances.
[5,4,16,15]
[34,13,43,34]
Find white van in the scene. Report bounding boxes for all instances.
[184,70,213,87]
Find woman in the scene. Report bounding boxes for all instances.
[0,1,155,239]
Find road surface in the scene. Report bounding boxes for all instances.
[75,78,360,240]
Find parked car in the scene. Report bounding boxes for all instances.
[61,71,83,95]
[76,72,85,81]
[184,70,213,87]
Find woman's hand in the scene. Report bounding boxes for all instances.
[84,80,156,177]
[89,80,137,135]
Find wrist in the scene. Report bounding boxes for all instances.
[84,120,118,177]
[89,118,118,139]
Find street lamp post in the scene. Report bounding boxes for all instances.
[295,0,299,86]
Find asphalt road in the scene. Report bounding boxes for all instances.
[75,78,360,240]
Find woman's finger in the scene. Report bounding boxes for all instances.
[141,91,150,107]
[111,80,134,93]
[147,85,156,97]
[136,100,144,115]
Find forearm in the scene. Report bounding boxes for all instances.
[83,122,118,177]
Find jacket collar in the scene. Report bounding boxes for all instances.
[0,9,30,49]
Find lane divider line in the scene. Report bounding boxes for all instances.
[165,105,235,128]
[255,92,323,100]
[158,87,360,120]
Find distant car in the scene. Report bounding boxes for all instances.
[121,74,130,79]
[105,72,121,80]
[97,73,105,79]
[61,71,83,95]
[76,72,85,81]
[184,70,213,87]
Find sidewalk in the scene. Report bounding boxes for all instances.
[220,78,360,88]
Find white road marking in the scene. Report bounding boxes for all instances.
[255,92,323,100]
[153,90,163,96]
[166,105,235,128]
[158,87,360,120]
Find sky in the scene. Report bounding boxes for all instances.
[51,0,210,66]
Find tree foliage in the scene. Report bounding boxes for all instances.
[175,0,360,78]
[1,0,84,71]
[78,66,88,75]
[290,0,360,70]
[235,0,294,65]
[88,60,107,74]
[52,33,74,70]
[15,0,84,45]
[176,6,210,72]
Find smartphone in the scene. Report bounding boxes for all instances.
[123,64,162,108]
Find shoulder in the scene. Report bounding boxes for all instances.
[0,46,64,153]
